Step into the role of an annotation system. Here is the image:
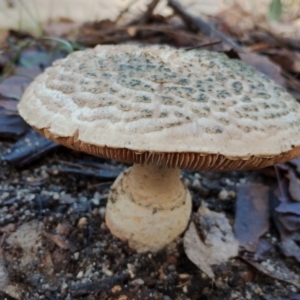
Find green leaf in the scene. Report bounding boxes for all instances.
[267,0,282,22]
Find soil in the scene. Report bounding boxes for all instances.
[0,142,298,300]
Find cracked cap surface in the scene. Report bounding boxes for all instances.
[18,44,300,170]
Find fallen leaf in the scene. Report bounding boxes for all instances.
[0,75,33,100]
[265,49,300,73]
[2,129,58,166]
[288,168,300,201]
[0,108,29,139]
[239,52,285,86]
[0,99,18,111]
[234,183,270,252]
[241,257,300,288]
[278,214,300,232]
[184,205,238,278]
[279,235,300,263]
[270,182,291,240]
[183,221,214,278]
[290,158,300,175]
[253,238,273,261]
[275,202,300,214]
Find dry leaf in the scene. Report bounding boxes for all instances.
[239,52,285,86]
[234,183,270,252]
[288,168,300,202]
[184,205,238,278]
[184,222,214,278]
[242,257,300,288]
[279,235,300,263]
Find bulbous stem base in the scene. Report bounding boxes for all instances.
[105,164,192,253]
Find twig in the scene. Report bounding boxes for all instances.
[114,0,139,24]
[184,40,222,50]
[167,0,245,52]
[138,0,160,25]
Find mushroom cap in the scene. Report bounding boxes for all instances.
[18,44,300,170]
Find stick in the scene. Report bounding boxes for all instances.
[167,0,245,52]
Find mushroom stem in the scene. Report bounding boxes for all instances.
[105,164,192,253]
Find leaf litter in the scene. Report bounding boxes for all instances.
[184,205,238,279]
[1,0,300,298]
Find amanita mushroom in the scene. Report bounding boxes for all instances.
[18,44,300,252]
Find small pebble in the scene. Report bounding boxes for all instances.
[131,278,144,285]
[76,271,84,279]
[78,217,88,227]
[192,178,201,189]
[91,198,100,206]
[53,192,60,200]
[218,190,229,200]
[102,267,113,277]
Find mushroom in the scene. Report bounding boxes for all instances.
[18,44,300,252]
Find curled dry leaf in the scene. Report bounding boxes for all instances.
[184,222,214,278]
[183,205,238,278]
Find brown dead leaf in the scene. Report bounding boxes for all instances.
[239,52,286,86]
[234,183,270,252]
[265,49,300,73]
